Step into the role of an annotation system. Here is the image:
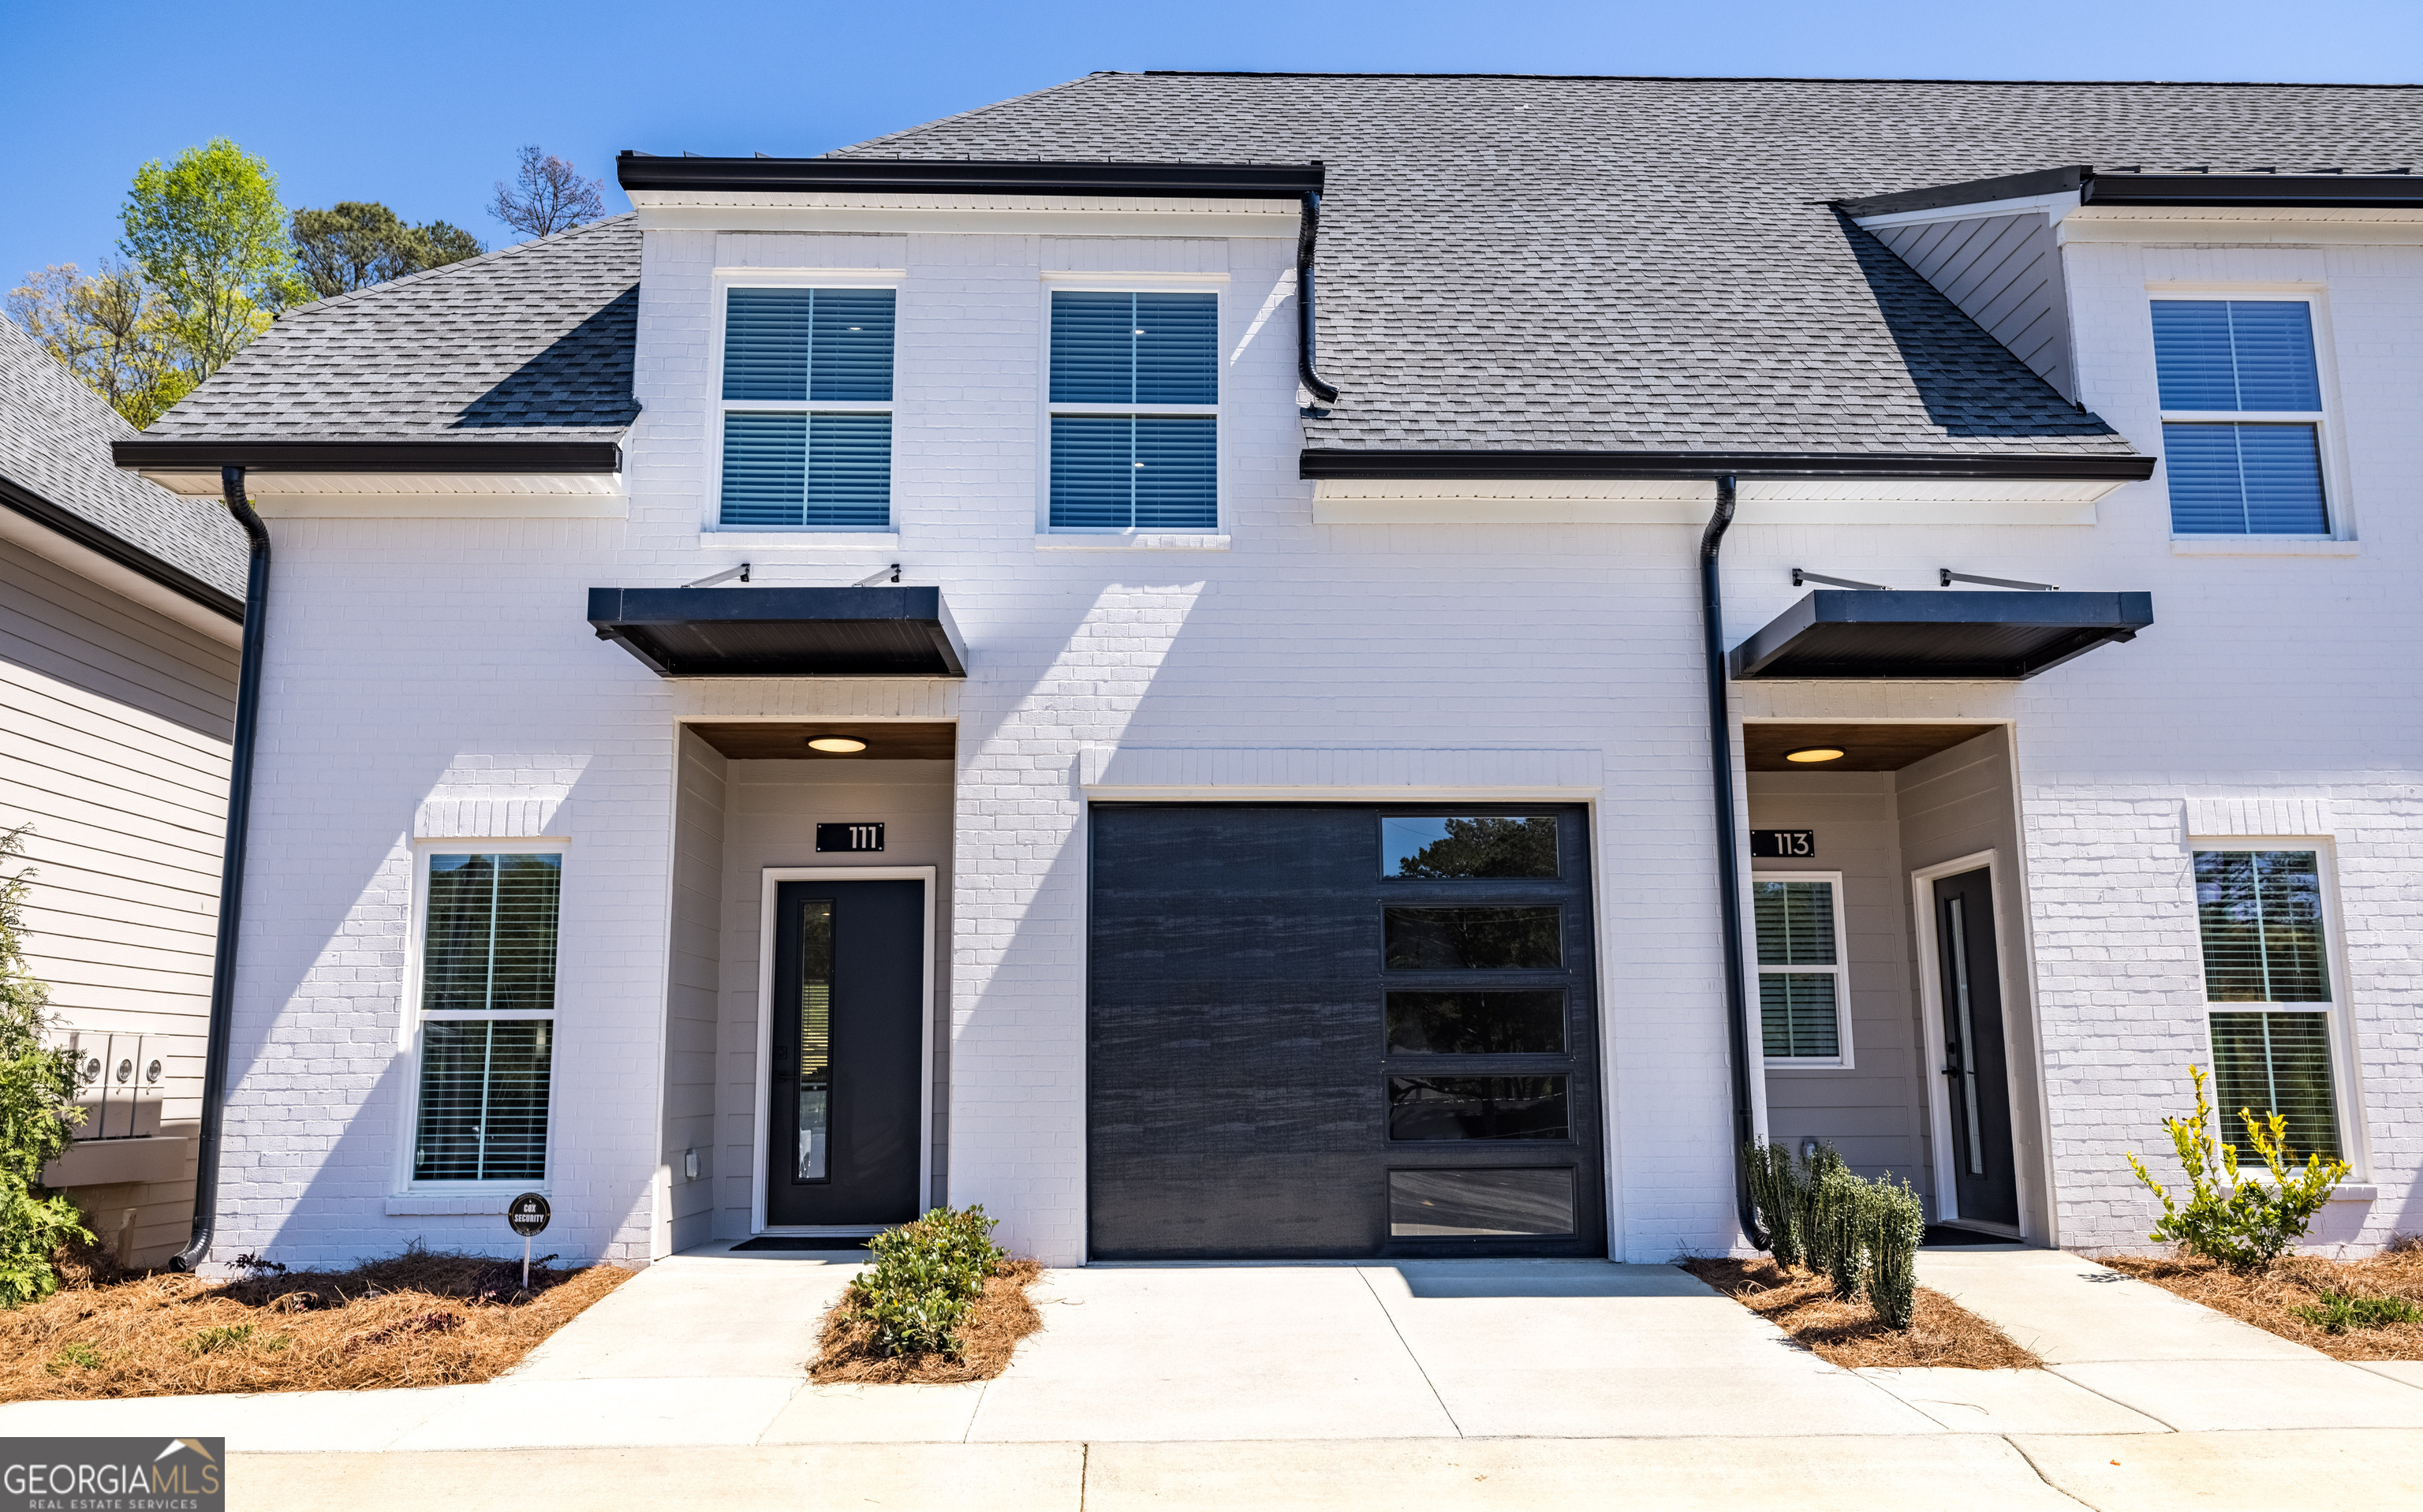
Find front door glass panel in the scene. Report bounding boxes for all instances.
[796,899,833,1182]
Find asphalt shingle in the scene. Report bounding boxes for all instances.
[144,215,640,444]
[832,73,2423,457]
[0,315,247,603]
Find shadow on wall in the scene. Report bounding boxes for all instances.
[451,286,640,432]
[1832,211,2122,442]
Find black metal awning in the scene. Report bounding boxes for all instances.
[587,587,966,678]
[1729,590,2152,680]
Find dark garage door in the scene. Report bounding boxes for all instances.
[1088,803,1605,1260]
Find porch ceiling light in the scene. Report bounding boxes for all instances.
[1784,746,1846,763]
[807,737,868,753]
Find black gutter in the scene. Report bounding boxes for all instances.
[0,471,244,622]
[1296,189,1340,405]
[1841,163,2423,219]
[617,154,1324,200]
[174,468,269,1273]
[114,439,625,474]
[1301,450,2156,483]
[1699,476,1769,1253]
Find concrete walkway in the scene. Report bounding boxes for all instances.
[6,1244,2423,1508]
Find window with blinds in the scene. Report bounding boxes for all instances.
[2152,301,2330,536]
[717,286,895,530]
[2194,849,2343,1166]
[413,852,560,1183]
[1754,875,1847,1064]
[1047,290,1219,532]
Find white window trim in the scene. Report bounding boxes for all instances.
[704,270,907,536]
[1036,278,1227,538]
[394,838,567,1196]
[2147,286,2355,543]
[2186,836,2365,1179]
[1755,869,1854,1071]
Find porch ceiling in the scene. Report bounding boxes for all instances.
[1729,589,2152,681]
[1742,722,1998,772]
[685,721,956,760]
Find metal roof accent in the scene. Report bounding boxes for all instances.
[1840,163,2423,218]
[1728,589,2155,680]
[617,154,1324,198]
[586,586,968,678]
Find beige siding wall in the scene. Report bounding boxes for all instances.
[715,758,952,1238]
[0,535,236,1266]
[663,728,726,1253]
[1895,727,2051,1242]
[1749,771,1935,1202]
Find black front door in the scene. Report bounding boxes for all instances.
[1088,804,1604,1260]
[767,878,924,1227]
[1934,868,2019,1227]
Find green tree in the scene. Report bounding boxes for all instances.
[6,263,195,428]
[291,201,483,300]
[118,138,308,385]
[0,827,91,1307]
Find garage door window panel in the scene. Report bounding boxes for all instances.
[1384,907,1561,970]
[1387,1075,1569,1141]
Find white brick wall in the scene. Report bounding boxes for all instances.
[215,215,2423,1270]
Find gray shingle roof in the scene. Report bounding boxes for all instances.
[0,315,247,607]
[146,215,640,444]
[832,73,2423,458]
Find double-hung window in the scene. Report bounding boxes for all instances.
[1755,874,1849,1067]
[412,849,561,1185]
[1047,290,1219,532]
[2193,849,2345,1166]
[2152,300,2331,536]
[717,286,895,530]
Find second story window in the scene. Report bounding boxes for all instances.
[2152,300,2329,536]
[718,286,895,531]
[1047,290,1219,532]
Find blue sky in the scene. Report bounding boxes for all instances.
[9,0,2418,290]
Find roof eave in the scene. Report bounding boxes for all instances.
[1839,165,2423,218]
[1297,450,2157,483]
[0,470,245,622]
[111,439,626,474]
[615,154,1324,199]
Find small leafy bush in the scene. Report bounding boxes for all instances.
[45,1342,101,1375]
[2126,1064,2348,1271]
[0,826,92,1308]
[184,1323,256,1357]
[849,1205,1006,1359]
[2292,1290,2423,1335]
[1738,1140,1924,1331]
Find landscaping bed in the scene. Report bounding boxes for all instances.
[0,1246,628,1402]
[1682,1256,2042,1369]
[811,1256,1042,1383]
[2103,1245,2423,1361]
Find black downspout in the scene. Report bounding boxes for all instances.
[1699,475,1770,1250]
[1296,189,1340,405]
[174,467,270,1272]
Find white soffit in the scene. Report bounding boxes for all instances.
[1310,476,2121,525]
[2059,205,2423,247]
[629,189,1298,238]
[136,470,627,517]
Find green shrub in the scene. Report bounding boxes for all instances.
[1745,1141,1804,1268]
[849,1204,1006,1359]
[1816,1164,1868,1302]
[2292,1290,2423,1335]
[2126,1064,2348,1271]
[0,826,91,1309]
[1864,1175,1925,1330]
[183,1323,257,1357]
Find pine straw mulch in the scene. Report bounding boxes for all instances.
[809,1258,1043,1383]
[0,1243,629,1402]
[2100,1242,2423,1361]
[1681,1256,2043,1370]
